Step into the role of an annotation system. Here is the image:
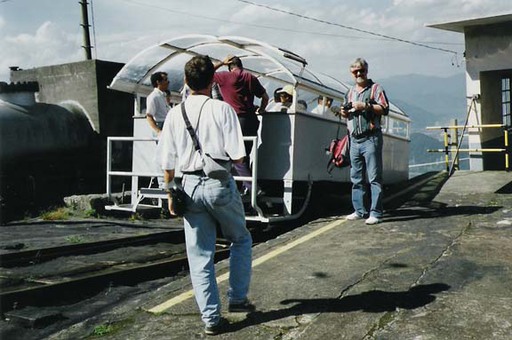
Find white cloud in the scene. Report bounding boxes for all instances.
[1,0,510,83]
[0,21,82,82]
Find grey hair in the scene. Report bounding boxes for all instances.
[350,58,368,70]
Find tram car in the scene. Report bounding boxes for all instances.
[106,35,410,223]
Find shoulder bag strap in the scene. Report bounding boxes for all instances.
[180,98,210,155]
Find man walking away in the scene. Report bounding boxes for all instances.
[159,55,255,336]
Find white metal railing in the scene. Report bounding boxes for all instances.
[408,158,470,169]
[105,136,163,211]
[105,136,271,219]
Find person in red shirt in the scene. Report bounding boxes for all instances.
[214,55,269,196]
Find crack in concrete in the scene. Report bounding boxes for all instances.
[361,221,474,340]
[280,221,474,340]
[338,245,419,300]
[413,221,473,286]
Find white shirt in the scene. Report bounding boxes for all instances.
[311,104,326,115]
[267,102,290,112]
[146,88,169,123]
[159,94,246,173]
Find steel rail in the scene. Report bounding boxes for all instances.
[0,248,230,313]
[0,230,183,268]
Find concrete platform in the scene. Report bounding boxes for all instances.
[48,171,512,339]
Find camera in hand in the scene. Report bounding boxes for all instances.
[342,102,353,111]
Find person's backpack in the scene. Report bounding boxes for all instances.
[326,134,350,173]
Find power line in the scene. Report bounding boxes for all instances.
[236,0,460,55]
[122,0,461,47]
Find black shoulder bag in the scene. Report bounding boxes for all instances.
[168,186,187,217]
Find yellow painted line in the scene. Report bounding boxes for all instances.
[147,218,346,314]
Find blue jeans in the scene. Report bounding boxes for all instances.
[349,131,383,218]
[181,174,252,326]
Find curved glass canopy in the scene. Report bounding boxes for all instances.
[109,34,408,118]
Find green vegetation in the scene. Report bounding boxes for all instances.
[65,235,85,244]
[39,206,100,221]
[41,207,70,221]
[91,324,114,337]
[87,318,134,338]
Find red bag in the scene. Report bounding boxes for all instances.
[326,134,350,173]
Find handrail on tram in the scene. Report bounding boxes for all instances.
[105,136,270,220]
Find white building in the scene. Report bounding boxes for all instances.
[428,14,512,171]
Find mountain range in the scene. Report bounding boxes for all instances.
[380,73,467,133]
[379,72,468,173]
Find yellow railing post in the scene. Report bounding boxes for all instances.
[443,128,449,172]
[451,119,459,171]
[505,128,510,171]
[426,123,508,174]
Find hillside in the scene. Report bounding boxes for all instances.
[379,73,469,176]
[381,73,467,133]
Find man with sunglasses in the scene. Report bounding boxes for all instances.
[339,58,389,225]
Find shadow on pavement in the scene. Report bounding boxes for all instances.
[229,283,450,332]
[384,204,502,223]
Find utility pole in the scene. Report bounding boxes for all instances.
[79,0,93,60]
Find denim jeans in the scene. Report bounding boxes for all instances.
[181,174,252,326]
[349,131,383,218]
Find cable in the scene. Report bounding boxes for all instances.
[121,0,461,46]
[236,0,459,55]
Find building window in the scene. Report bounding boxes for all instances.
[502,77,511,127]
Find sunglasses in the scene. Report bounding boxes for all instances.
[351,69,367,75]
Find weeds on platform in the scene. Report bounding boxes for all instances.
[87,318,134,338]
[41,207,71,221]
[65,235,85,244]
[90,323,114,337]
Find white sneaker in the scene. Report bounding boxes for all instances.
[365,216,382,225]
[346,212,363,221]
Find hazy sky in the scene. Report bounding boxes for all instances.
[0,0,510,83]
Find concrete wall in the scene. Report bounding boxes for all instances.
[9,59,133,137]
[4,60,136,211]
[464,22,512,170]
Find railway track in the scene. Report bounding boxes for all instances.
[0,219,270,315]
[0,172,443,338]
[0,224,193,312]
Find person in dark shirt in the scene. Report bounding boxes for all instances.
[214,55,269,196]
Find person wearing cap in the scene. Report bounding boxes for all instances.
[213,55,269,196]
[268,84,294,112]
